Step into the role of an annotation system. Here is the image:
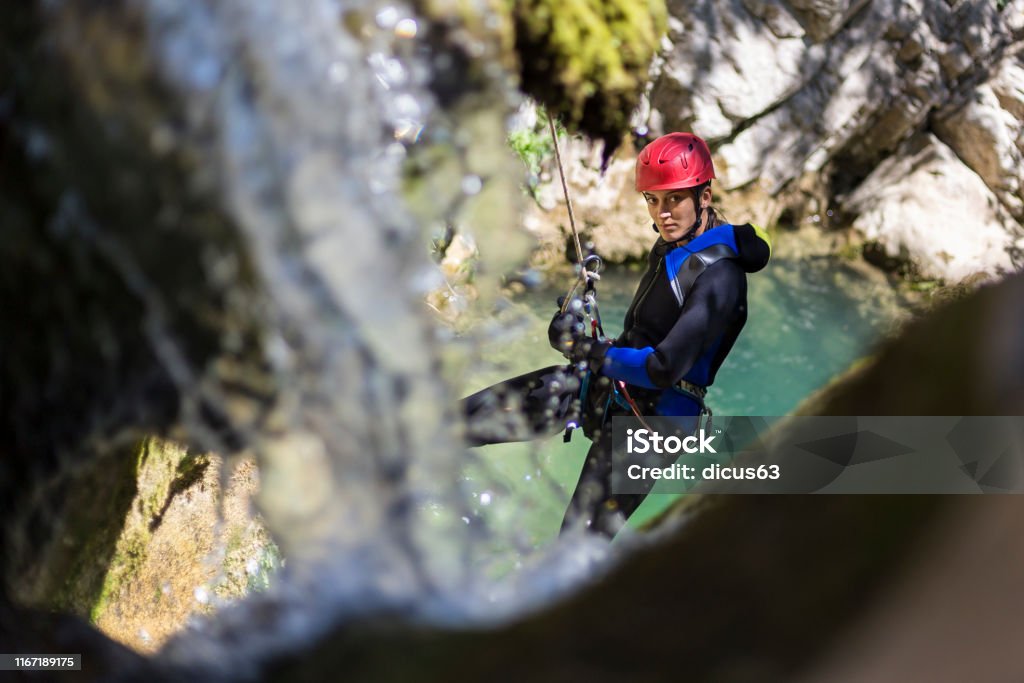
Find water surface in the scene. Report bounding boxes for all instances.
[459,250,916,570]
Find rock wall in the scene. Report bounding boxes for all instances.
[4,1,1024,680]
[521,133,653,267]
[523,0,1024,283]
[17,269,1024,682]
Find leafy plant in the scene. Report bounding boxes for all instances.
[506,106,564,185]
[245,541,283,594]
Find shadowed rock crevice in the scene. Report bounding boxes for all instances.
[5,443,140,620]
[0,0,273,611]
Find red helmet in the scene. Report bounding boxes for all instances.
[635,133,716,191]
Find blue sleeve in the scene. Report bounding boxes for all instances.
[601,260,744,389]
[602,346,659,389]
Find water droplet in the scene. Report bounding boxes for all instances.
[393,93,422,120]
[149,125,175,155]
[520,269,542,288]
[194,586,210,604]
[461,175,483,195]
[480,491,492,505]
[394,120,424,143]
[375,7,400,28]
[328,61,349,84]
[384,141,407,161]
[368,53,407,88]
[395,18,418,38]
[25,127,51,160]
[466,40,486,58]
[434,54,453,71]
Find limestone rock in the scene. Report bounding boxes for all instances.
[705,2,936,193]
[651,0,820,141]
[515,0,1024,281]
[786,0,872,42]
[933,55,1024,221]
[523,135,653,265]
[843,133,1024,282]
[7,1,1024,680]
[642,0,1024,278]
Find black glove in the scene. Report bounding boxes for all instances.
[568,336,612,372]
[547,298,587,356]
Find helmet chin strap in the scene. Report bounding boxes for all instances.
[671,187,705,245]
[690,205,703,238]
[683,182,711,243]
[651,182,710,244]
[652,210,703,245]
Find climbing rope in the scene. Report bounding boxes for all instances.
[548,115,604,319]
[547,114,606,441]
[547,116,655,432]
[548,119,585,276]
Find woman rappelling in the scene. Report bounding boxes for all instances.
[464,131,772,538]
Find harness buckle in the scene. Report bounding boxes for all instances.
[675,379,707,399]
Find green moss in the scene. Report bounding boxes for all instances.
[223,526,248,558]
[22,442,140,618]
[245,541,283,594]
[89,437,199,623]
[834,241,863,261]
[215,518,283,599]
[513,0,667,148]
[90,532,149,623]
[915,272,988,311]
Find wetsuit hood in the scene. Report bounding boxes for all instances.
[732,223,771,273]
[656,223,771,273]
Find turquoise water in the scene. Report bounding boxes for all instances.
[458,252,915,567]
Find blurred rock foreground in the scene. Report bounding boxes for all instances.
[2,1,1024,682]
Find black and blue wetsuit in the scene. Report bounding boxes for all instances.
[464,223,771,537]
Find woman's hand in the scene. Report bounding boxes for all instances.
[547,306,587,356]
[567,336,612,371]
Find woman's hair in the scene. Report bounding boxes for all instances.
[696,182,728,229]
[706,206,729,228]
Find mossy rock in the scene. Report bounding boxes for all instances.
[513,0,667,149]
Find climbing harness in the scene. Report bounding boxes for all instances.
[613,381,655,433]
[676,380,714,435]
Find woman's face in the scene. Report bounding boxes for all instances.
[642,187,711,243]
